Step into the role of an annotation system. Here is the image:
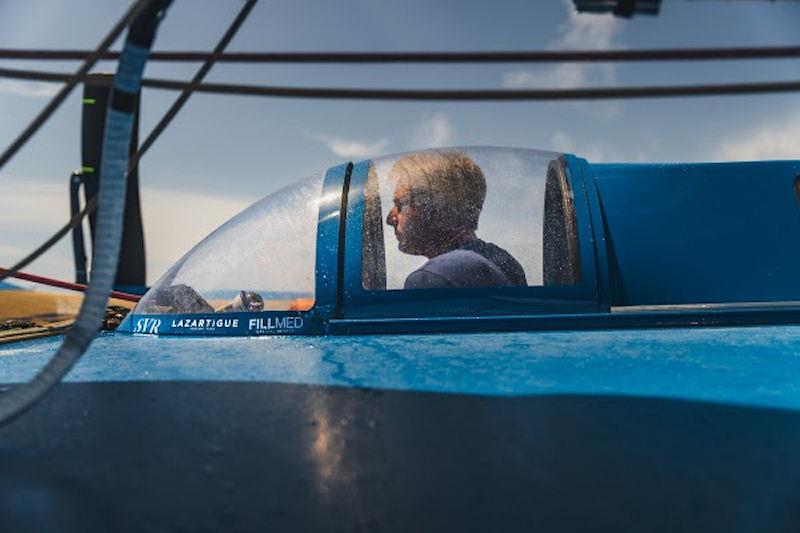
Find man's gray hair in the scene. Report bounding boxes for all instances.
[389,151,487,230]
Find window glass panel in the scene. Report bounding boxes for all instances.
[134,172,325,314]
[362,147,580,290]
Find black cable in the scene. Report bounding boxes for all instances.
[0,66,71,83]
[131,0,257,169]
[0,0,257,285]
[3,45,800,63]
[139,78,800,100]
[0,0,152,173]
[4,64,800,100]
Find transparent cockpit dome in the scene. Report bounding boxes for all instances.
[134,171,325,314]
[132,146,581,320]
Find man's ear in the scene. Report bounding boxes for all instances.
[411,191,435,210]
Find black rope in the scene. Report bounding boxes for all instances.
[0,66,72,83]
[0,0,257,285]
[131,0,256,168]
[4,64,800,100]
[0,0,152,173]
[3,45,800,63]
[140,78,800,100]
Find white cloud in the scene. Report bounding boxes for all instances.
[315,134,389,158]
[0,176,252,284]
[714,115,800,161]
[550,131,576,153]
[0,180,67,226]
[502,0,624,103]
[504,63,587,90]
[0,80,60,98]
[412,112,453,148]
[550,131,607,162]
[0,178,86,283]
[139,187,251,279]
[0,243,27,257]
[555,0,623,51]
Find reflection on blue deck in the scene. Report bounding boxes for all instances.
[2,325,800,410]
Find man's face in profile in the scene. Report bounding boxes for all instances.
[387,176,461,257]
[386,152,484,258]
[387,179,427,255]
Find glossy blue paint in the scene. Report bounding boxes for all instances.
[313,162,350,318]
[327,302,800,334]
[573,155,612,309]
[592,160,800,306]
[3,325,800,410]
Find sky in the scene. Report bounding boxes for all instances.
[1,0,799,285]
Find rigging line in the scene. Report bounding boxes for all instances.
[0,0,153,173]
[0,0,257,286]
[0,66,68,83]
[4,46,800,63]
[135,78,800,100]
[131,0,257,168]
[0,268,141,302]
[138,78,800,100]
[4,65,800,100]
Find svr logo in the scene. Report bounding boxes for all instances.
[133,318,162,334]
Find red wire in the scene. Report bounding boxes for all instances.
[0,268,142,302]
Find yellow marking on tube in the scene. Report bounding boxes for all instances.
[81,166,95,174]
[82,98,96,105]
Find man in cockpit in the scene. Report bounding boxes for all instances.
[386,151,527,289]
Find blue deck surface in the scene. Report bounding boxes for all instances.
[3,325,800,410]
